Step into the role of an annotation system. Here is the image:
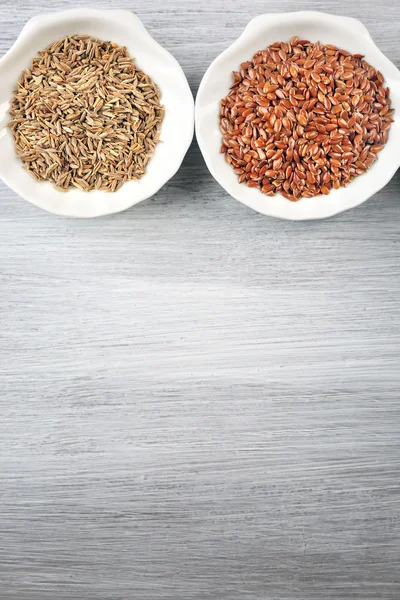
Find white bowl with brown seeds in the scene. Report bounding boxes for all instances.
[0,9,194,217]
[195,12,400,220]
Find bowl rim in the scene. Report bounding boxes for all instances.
[0,8,195,217]
[195,11,400,220]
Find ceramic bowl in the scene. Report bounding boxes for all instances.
[0,8,194,217]
[195,11,400,220]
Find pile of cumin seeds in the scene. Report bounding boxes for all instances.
[9,35,164,192]
[220,37,394,201]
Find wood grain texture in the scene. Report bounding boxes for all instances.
[0,1,400,599]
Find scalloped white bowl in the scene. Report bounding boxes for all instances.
[0,9,194,217]
[196,12,400,220]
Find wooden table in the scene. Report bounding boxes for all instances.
[1,1,399,598]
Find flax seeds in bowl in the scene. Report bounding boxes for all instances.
[9,35,165,192]
[219,37,394,202]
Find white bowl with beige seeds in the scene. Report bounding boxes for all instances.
[0,9,194,217]
[196,11,400,220]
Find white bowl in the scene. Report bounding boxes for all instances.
[196,12,400,220]
[0,8,194,217]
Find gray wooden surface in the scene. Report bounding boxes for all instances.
[1,1,400,599]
